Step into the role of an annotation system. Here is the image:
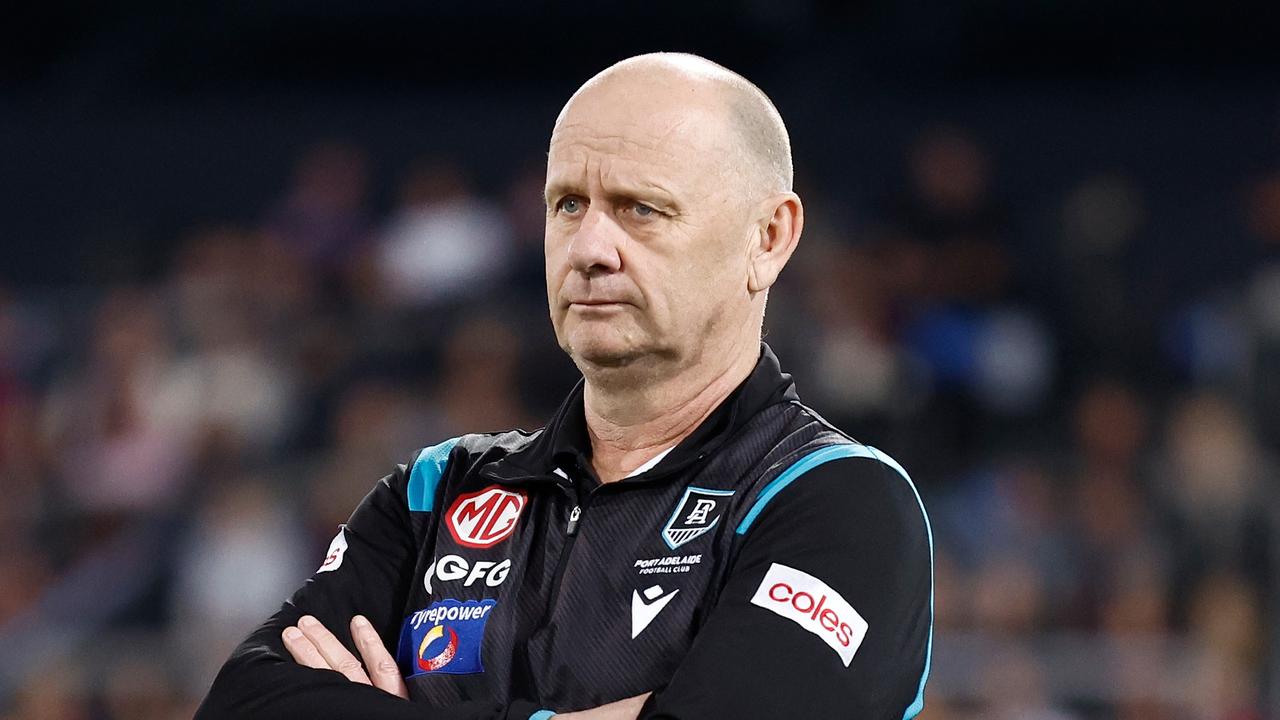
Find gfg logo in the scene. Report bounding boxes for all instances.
[424,554,511,593]
[446,486,527,548]
[750,563,868,667]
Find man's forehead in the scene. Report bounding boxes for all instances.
[550,118,689,159]
[547,109,735,190]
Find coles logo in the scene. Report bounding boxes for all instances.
[396,599,497,677]
[750,563,868,667]
[446,486,527,548]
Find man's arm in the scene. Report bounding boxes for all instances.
[195,463,431,720]
[194,447,548,720]
[639,451,933,719]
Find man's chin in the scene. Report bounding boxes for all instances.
[562,334,649,371]
[570,344,643,370]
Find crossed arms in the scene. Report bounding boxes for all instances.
[195,455,931,719]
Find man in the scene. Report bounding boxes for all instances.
[196,52,932,720]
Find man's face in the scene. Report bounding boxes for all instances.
[544,80,753,373]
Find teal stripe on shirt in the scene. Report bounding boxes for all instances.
[406,437,461,512]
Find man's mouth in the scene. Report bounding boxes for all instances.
[568,298,630,307]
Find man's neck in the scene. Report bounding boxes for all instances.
[581,338,759,484]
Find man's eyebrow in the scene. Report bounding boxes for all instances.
[544,177,680,209]
[610,184,680,210]
[544,179,578,203]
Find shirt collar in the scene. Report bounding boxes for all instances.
[487,342,797,485]
[623,445,676,478]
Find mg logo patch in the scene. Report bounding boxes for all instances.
[661,486,734,550]
[446,486,527,548]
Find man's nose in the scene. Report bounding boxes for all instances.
[567,206,624,275]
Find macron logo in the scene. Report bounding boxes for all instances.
[750,563,868,667]
[631,585,679,639]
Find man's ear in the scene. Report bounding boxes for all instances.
[746,193,804,294]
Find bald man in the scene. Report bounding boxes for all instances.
[197,53,932,720]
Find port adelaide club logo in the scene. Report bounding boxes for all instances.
[661,487,734,550]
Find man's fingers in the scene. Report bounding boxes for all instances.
[283,615,406,699]
[282,626,328,669]
[555,691,654,719]
[606,692,652,718]
[352,615,409,699]
[297,615,372,685]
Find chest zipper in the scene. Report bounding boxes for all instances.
[546,497,587,611]
[566,505,582,535]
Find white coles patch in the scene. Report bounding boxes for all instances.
[317,528,348,573]
[750,563,868,667]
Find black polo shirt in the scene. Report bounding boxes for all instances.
[196,343,933,720]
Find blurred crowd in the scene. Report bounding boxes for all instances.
[0,121,1276,719]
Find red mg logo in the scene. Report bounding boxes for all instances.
[446,486,528,548]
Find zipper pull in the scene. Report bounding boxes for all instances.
[567,505,582,536]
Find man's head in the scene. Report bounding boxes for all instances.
[545,53,803,385]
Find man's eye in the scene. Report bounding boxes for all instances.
[557,197,582,214]
[633,203,655,217]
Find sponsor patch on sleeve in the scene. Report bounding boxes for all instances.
[396,599,497,676]
[446,486,527,548]
[317,527,348,573]
[749,563,868,667]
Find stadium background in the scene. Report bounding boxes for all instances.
[1,1,1278,717]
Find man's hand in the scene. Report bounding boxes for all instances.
[552,693,652,720]
[281,614,650,717]
[282,614,409,700]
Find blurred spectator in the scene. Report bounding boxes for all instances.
[502,159,554,300]
[979,649,1078,720]
[796,241,907,422]
[167,228,303,459]
[263,141,373,279]
[1056,172,1153,371]
[101,656,188,720]
[434,313,536,435]
[1244,172,1280,448]
[0,541,51,628]
[170,479,309,695]
[374,159,513,308]
[1186,572,1266,719]
[39,290,197,524]
[4,670,91,720]
[1065,380,1169,631]
[888,125,1012,306]
[305,379,445,535]
[1157,393,1271,618]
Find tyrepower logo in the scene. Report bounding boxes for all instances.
[446,487,527,548]
[396,599,496,677]
[750,563,868,667]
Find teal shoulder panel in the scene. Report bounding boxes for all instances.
[407,437,462,512]
[735,444,864,535]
